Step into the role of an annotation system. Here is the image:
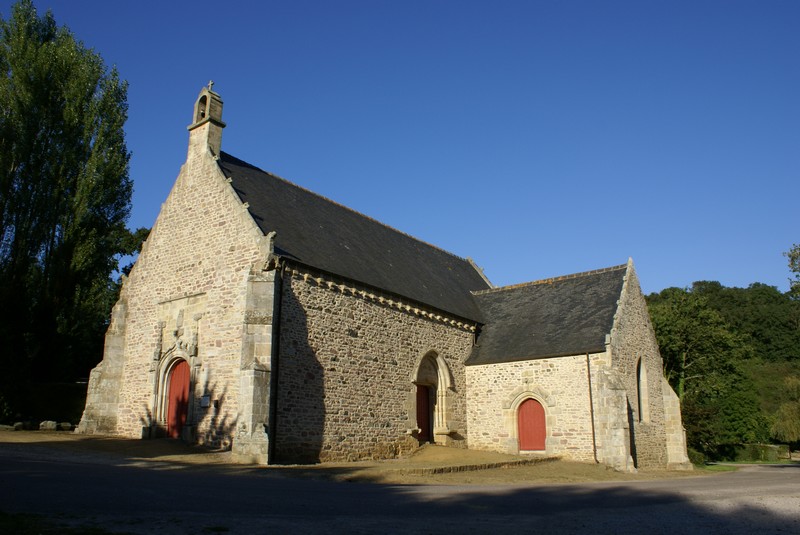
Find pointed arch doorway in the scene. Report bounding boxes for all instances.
[414,352,453,444]
[166,359,190,439]
[518,398,546,451]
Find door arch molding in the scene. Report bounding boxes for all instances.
[505,389,553,454]
[411,350,455,443]
[153,352,196,439]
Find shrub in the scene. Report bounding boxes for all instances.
[716,443,790,462]
[687,447,706,465]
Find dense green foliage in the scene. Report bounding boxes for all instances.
[689,281,800,362]
[772,376,800,442]
[788,243,800,299]
[0,1,143,418]
[647,280,800,457]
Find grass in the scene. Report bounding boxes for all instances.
[715,459,797,465]
[698,464,739,472]
[699,459,799,471]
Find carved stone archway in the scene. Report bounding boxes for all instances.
[412,351,455,444]
[503,386,555,455]
[149,307,202,440]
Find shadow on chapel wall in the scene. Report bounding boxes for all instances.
[272,278,325,463]
[139,379,237,449]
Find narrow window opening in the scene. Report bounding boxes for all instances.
[637,358,650,423]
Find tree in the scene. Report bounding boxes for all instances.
[771,376,800,444]
[0,1,140,413]
[787,244,800,299]
[691,281,800,362]
[648,287,746,401]
[647,287,767,454]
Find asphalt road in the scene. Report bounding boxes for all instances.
[2,441,798,534]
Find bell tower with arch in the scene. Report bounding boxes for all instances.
[188,81,226,157]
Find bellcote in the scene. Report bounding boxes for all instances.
[188,81,226,156]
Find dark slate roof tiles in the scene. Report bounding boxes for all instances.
[466,264,627,365]
[217,152,491,322]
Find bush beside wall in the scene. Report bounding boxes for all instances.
[716,443,790,462]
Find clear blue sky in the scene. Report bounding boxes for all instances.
[3,1,798,294]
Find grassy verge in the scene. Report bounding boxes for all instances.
[698,464,739,472]
[714,459,797,465]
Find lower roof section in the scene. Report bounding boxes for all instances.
[466,264,627,365]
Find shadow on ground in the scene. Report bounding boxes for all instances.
[1,431,799,534]
[0,430,709,484]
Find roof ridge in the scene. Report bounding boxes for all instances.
[472,263,628,295]
[219,151,475,265]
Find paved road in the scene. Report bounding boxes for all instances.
[2,441,798,534]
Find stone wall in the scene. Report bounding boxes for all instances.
[77,286,128,434]
[589,358,635,471]
[662,377,692,468]
[231,268,277,464]
[610,261,685,468]
[273,265,476,463]
[79,124,270,452]
[466,354,601,462]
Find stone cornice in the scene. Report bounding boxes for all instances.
[279,261,479,333]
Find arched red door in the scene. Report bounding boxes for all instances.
[518,398,546,450]
[167,360,190,439]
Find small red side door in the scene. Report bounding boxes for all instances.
[518,398,546,450]
[167,360,190,439]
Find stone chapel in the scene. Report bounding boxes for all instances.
[78,85,691,471]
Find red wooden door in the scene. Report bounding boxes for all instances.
[167,360,190,439]
[416,385,431,442]
[518,398,546,450]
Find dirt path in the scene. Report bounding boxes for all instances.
[5,431,799,535]
[0,429,703,485]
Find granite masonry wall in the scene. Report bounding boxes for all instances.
[662,377,691,468]
[79,120,270,451]
[466,354,599,463]
[610,262,689,469]
[273,265,476,463]
[76,285,128,435]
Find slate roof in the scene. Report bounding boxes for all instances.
[217,152,491,322]
[466,264,628,365]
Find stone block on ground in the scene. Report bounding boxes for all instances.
[39,420,58,431]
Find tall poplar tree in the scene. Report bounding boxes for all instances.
[0,1,135,409]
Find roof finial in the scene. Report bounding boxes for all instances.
[207,80,215,91]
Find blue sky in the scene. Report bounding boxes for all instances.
[3,1,798,294]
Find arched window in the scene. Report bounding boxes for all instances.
[637,358,650,422]
[194,95,208,123]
